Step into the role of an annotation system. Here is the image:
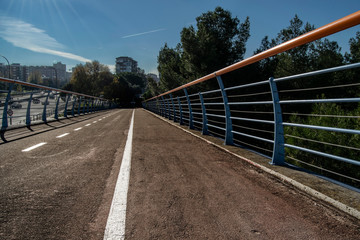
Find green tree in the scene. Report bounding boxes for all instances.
[156,7,250,93]
[345,31,360,63]
[181,6,250,78]
[157,43,185,92]
[65,60,112,96]
[27,71,42,85]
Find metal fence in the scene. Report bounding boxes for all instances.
[143,11,360,187]
[0,77,114,131]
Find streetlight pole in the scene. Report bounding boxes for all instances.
[0,55,11,79]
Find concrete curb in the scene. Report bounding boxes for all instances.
[144,109,360,220]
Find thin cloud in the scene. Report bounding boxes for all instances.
[0,16,91,63]
[122,28,166,39]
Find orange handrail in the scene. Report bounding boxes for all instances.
[147,10,360,101]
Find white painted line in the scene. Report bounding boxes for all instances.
[93,121,97,123]
[85,124,91,127]
[22,142,47,152]
[56,133,69,138]
[103,110,135,240]
[74,127,82,131]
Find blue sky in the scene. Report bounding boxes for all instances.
[0,0,359,75]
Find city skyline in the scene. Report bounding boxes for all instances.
[0,0,359,75]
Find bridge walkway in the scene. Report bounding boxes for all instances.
[0,109,359,239]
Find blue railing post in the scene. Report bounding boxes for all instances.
[1,83,14,131]
[26,92,33,126]
[54,93,60,120]
[64,94,71,118]
[86,99,90,114]
[269,77,285,165]
[42,90,51,122]
[71,97,76,116]
[183,88,194,129]
[169,94,176,122]
[160,96,165,117]
[177,97,183,125]
[165,97,171,120]
[216,75,233,145]
[199,92,208,135]
[82,98,86,114]
[90,99,94,113]
[77,97,82,115]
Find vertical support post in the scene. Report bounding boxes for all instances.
[169,94,176,122]
[77,96,82,115]
[199,92,208,135]
[165,98,171,120]
[183,88,194,129]
[1,83,14,131]
[82,98,86,114]
[64,94,71,118]
[71,97,76,116]
[177,97,183,125]
[26,92,33,126]
[269,77,285,165]
[216,75,233,145]
[42,90,51,122]
[86,99,90,113]
[54,93,60,120]
[157,99,161,115]
[161,96,166,118]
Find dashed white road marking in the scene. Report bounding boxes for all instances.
[93,121,97,123]
[22,142,47,152]
[56,133,69,138]
[85,123,91,127]
[103,109,135,240]
[74,127,82,131]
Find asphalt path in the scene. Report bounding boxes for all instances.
[1,108,360,239]
[1,109,132,239]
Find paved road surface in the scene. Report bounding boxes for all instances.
[1,109,359,239]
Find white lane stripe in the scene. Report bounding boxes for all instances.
[93,121,97,123]
[22,142,47,152]
[85,124,91,126]
[103,110,135,240]
[74,127,82,131]
[56,133,69,138]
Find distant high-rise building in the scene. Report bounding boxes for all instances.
[115,57,138,73]
[53,62,66,84]
[147,73,159,83]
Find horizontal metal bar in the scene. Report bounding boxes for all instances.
[192,112,202,115]
[224,80,269,91]
[228,101,273,105]
[232,130,274,144]
[191,103,202,106]
[193,120,203,125]
[204,102,224,106]
[280,98,360,104]
[283,122,360,135]
[201,89,222,95]
[275,62,360,82]
[207,123,226,131]
[284,144,360,166]
[231,116,275,125]
[206,113,225,118]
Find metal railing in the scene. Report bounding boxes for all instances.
[0,77,114,131]
[144,11,360,187]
